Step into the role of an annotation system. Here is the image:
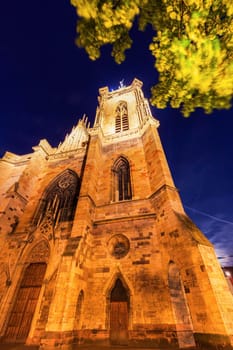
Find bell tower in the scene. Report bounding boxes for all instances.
[94,78,153,134]
[62,78,233,349]
[86,78,181,208]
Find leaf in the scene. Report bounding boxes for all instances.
[71,0,233,116]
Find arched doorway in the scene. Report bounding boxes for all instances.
[4,262,47,342]
[109,278,129,345]
[168,262,195,348]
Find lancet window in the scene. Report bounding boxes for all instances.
[112,156,132,201]
[115,101,129,133]
[75,290,84,329]
[33,169,80,227]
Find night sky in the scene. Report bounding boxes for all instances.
[1,1,233,266]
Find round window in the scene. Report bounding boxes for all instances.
[108,234,130,259]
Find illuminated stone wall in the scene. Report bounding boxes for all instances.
[0,79,232,349]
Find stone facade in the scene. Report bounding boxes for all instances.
[0,79,233,349]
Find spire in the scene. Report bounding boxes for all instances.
[56,116,89,153]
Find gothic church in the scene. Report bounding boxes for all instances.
[0,79,233,349]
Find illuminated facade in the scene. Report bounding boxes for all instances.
[0,79,233,349]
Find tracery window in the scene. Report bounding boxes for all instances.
[33,169,80,227]
[112,156,132,202]
[115,101,129,133]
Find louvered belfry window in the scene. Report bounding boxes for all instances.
[115,101,129,133]
[33,169,80,227]
[112,157,132,201]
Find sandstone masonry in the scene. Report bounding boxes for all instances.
[0,79,232,349]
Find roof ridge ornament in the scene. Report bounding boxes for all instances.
[119,79,125,89]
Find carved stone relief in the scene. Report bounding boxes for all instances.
[26,241,50,263]
[108,234,130,259]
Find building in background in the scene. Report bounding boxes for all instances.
[223,267,233,295]
[0,79,233,349]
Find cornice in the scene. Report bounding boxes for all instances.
[89,115,159,146]
[93,212,156,226]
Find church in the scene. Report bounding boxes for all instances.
[0,79,233,349]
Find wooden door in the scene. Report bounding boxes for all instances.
[110,279,129,345]
[4,263,46,342]
[110,301,128,345]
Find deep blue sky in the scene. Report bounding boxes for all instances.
[1,1,233,266]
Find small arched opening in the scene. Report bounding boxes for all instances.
[75,290,84,330]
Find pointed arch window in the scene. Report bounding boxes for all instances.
[115,101,129,133]
[112,157,132,202]
[33,169,80,227]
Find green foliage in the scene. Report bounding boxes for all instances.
[71,0,233,116]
